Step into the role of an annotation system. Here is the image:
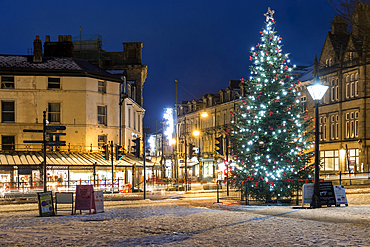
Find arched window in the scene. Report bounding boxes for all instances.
[346,76,350,83]
[329,58,332,67]
[351,74,354,81]
[326,59,329,67]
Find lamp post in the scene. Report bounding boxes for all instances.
[307,82,329,208]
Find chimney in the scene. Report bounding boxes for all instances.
[33,36,42,63]
[44,34,74,58]
[331,16,348,35]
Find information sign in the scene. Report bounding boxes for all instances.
[302,183,314,206]
[75,185,95,214]
[319,182,336,206]
[333,185,348,206]
[94,191,104,213]
[37,191,55,217]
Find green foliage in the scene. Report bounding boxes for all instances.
[229,16,314,201]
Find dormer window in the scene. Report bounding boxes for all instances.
[329,58,332,67]
[350,52,353,60]
[326,59,329,67]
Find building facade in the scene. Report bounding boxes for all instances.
[0,35,152,190]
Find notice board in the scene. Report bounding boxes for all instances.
[333,185,348,206]
[94,191,104,213]
[319,182,336,206]
[37,191,55,217]
[75,185,95,214]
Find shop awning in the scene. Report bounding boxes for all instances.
[0,151,155,168]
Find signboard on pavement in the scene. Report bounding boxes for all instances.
[75,185,95,214]
[302,183,314,206]
[333,185,348,206]
[94,191,104,213]
[37,191,55,217]
[319,182,336,206]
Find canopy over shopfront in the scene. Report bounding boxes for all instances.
[0,151,160,186]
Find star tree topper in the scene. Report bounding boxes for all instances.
[264,7,275,22]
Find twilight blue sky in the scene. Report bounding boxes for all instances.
[0,0,338,131]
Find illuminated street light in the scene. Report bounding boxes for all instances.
[307,82,329,208]
[192,130,200,136]
[200,111,209,118]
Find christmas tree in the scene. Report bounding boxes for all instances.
[229,7,314,202]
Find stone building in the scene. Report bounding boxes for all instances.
[300,4,370,174]
[177,80,243,181]
[0,35,152,190]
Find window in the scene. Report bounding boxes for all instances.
[326,59,329,67]
[319,117,326,141]
[138,114,141,132]
[320,150,339,171]
[48,78,60,89]
[98,135,107,147]
[329,58,332,67]
[335,115,339,139]
[98,81,106,93]
[355,111,359,137]
[345,111,359,139]
[133,111,136,130]
[346,83,350,98]
[355,73,359,97]
[347,149,360,172]
[331,80,335,101]
[330,115,335,140]
[97,105,107,125]
[1,76,14,89]
[323,117,327,140]
[1,101,14,122]
[351,82,355,97]
[1,135,15,151]
[48,103,60,123]
[128,108,131,128]
[350,52,353,60]
[300,96,307,110]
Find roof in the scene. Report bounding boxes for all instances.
[0,152,155,168]
[296,65,314,82]
[0,55,122,82]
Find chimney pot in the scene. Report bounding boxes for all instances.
[58,35,63,42]
[33,36,42,63]
[45,35,50,42]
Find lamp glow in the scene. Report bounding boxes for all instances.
[200,111,209,118]
[307,83,329,100]
[192,130,200,136]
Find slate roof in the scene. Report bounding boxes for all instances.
[0,55,121,81]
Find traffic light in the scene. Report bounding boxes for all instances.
[115,145,124,160]
[131,138,141,158]
[188,143,194,159]
[215,136,224,155]
[101,144,109,160]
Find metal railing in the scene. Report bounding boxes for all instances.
[216,179,302,205]
[320,171,370,186]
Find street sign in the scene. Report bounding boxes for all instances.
[46,141,66,146]
[23,140,43,144]
[23,129,43,133]
[46,126,66,131]
[46,133,66,136]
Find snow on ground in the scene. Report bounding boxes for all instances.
[0,192,369,246]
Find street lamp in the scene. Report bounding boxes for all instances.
[307,82,328,208]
